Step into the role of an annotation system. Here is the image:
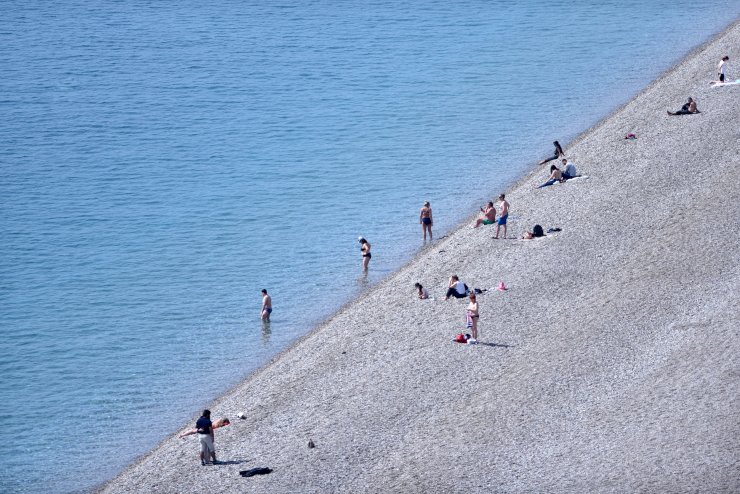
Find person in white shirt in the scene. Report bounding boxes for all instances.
[444,275,468,300]
[718,55,729,82]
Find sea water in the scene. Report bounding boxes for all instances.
[1,1,737,492]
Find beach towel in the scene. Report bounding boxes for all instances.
[710,79,740,87]
[466,312,473,328]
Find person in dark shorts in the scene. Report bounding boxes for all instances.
[261,289,272,321]
[419,201,433,241]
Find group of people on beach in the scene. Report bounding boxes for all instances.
[187,52,734,466]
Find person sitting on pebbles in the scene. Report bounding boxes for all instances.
[445,275,469,300]
[414,282,429,299]
[473,201,496,228]
[667,97,700,115]
[537,165,563,188]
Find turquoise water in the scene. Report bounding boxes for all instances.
[1,1,738,492]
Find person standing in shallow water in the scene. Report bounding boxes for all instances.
[359,237,371,272]
[261,289,272,321]
[419,201,433,241]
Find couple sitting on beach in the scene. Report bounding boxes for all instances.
[537,159,578,188]
[667,97,700,115]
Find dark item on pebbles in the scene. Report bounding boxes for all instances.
[308,439,315,449]
[240,467,273,477]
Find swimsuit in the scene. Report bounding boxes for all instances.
[482,219,494,225]
[362,252,371,259]
[265,308,272,314]
[422,217,431,225]
[498,214,508,225]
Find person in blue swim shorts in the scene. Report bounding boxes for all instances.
[494,194,509,239]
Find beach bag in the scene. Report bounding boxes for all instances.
[532,224,544,237]
[454,333,468,343]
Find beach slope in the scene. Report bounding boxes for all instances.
[100,21,739,494]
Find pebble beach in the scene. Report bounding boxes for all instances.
[99,20,739,494]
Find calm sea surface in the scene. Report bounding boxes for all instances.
[1,1,738,492]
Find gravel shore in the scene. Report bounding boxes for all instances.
[100,21,739,494]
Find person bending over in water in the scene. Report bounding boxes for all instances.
[473,201,496,228]
[445,275,469,300]
[538,140,565,165]
[359,237,371,272]
[419,201,433,241]
[537,165,564,188]
[667,97,700,115]
[414,282,429,299]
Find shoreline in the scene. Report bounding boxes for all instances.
[99,19,739,493]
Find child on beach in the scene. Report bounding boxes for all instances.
[179,418,230,438]
[414,282,429,299]
[466,292,479,344]
[494,194,509,239]
[473,201,496,228]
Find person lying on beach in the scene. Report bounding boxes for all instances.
[667,97,699,115]
[538,140,565,165]
[537,165,563,188]
[522,224,545,239]
[445,275,469,300]
[179,418,231,438]
[473,201,496,228]
[414,282,429,299]
[561,159,578,180]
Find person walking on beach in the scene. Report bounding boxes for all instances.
[473,201,496,228]
[466,292,479,344]
[494,194,509,239]
[359,237,371,272]
[718,55,729,82]
[195,409,218,465]
[261,289,272,321]
[538,140,564,165]
[420,201,433,241]
[445,275,468,300]
[667,97,699,115]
